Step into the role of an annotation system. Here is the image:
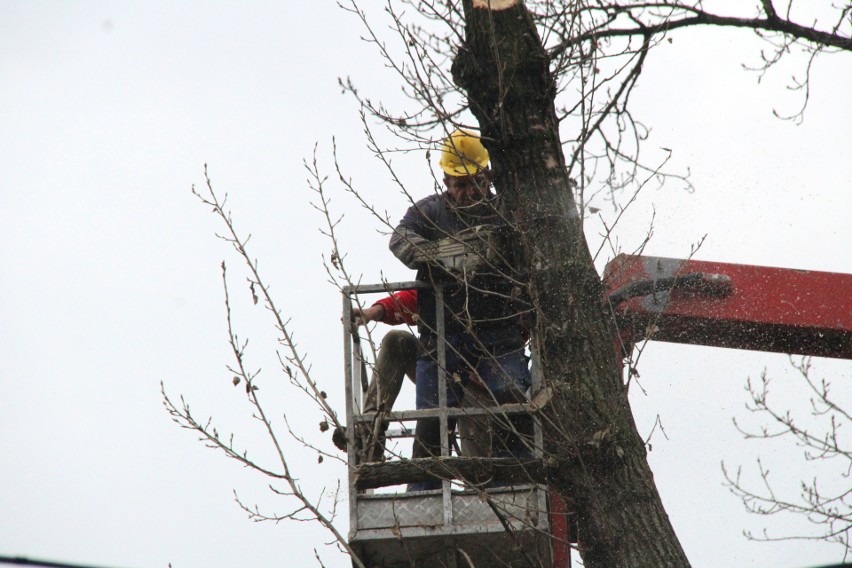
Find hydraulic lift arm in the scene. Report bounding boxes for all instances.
[602,254,852,360]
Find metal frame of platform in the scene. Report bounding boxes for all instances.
[342,281,553,568]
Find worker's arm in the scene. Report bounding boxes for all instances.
[353,290,418,327]
[389,197,436,269]
[352,303,386,327]
[375,289,417,325]
[389,226,429,269]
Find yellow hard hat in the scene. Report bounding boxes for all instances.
[438,129,490,177]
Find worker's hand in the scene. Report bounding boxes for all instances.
[352,304,385,327]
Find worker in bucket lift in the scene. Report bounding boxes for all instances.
[334,289,493,462]
[389,129,533,492]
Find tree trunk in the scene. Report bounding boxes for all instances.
[452,2,691,566]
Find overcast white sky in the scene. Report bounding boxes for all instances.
[1,2,850,568]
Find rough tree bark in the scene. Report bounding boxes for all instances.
[453,1,691,566]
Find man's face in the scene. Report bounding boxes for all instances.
[444,172,491,207]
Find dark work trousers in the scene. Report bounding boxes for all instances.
[408,329,532,492]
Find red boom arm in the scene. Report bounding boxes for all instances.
[602,254,852,360]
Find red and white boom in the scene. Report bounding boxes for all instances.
[603,254,852,360]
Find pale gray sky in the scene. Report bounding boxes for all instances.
[1,2,850,568]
